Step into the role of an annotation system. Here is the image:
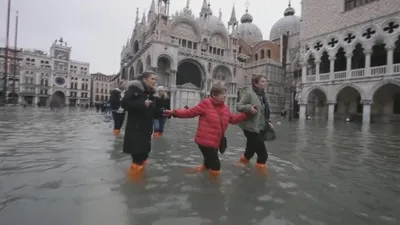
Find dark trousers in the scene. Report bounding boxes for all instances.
[243,130,268,164]
[112,111,125,130]
[131,152,149,165]
[198,145,221,171]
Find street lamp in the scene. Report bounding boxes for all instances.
[2,0,12,105]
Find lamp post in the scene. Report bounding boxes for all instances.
[2,0,12,105]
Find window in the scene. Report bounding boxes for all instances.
[261,50,265,59]
[344,0,376,11]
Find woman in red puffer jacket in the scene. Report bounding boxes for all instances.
[164,84,254,176]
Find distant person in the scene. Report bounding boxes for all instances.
[153,86,170,138]
[121,71,164,178]
[110,80,127,137]
[237,75,272,173]
[164,83,251,177]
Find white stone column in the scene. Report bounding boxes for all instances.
[301,64,307,83]
[364,48,372,76]
[362,100,373,124]
[345,51,353,78]
[327,101,336,121]
[329,55,335,80]
[299,103,307,121]
[386,44,395,74]
[315,59,321,81]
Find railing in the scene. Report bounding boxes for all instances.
[178,48,238,65]
[305,63,400,83]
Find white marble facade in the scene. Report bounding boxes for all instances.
[296,0,400,123]
[119,0,292,113]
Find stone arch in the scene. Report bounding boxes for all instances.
[121,67,128,80]
[169,19,201,41]
[157,56,172,86]
[133,40,139,54]
[302,85,329,102]
[369,79,400,99]
[212,65,232,82]
[146,55,151,69]
[334,82,366,100]
[176,59,206,88]
[129,66,135,80]
[50,91,66,107]
[210,31,229,48]
[157,53,175,70]
[136,60,144,75]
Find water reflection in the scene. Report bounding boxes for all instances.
[0,108,399,225]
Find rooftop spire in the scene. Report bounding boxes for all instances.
[135,8,139,24]
[228,5,237,25]
[141,10,146,24]
[149,0,155,12]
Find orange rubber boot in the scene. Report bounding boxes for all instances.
[153,132,159,139]
[127,163,144,177]
[255,163,268,175]
[113,129,120,137]
[195,164,206,172]
[209,170,220,176]
[238,155,250,165]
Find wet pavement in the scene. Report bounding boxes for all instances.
[0,107,400,225]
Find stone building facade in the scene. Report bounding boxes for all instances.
[119,0,288,114]
[1,38,91,106]
[90,73,113,105]
[297,0,400,123]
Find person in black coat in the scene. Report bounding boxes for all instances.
[153,86,170,138]
[121,71,163,177]
[110,80,127,137]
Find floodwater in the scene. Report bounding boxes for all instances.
[0,107,399,225]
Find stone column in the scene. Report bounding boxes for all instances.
[327,101,336,121]
[364,48,372,76]
[315,59,321,81]
[361,100,373,124]
[299,102,307,121]
[345,50,353,78]
[329,55,336,80]
[386,44,395,74]
[170,90,175,110]
[301,63,307,83]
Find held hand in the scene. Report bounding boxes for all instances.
[268,121,274,128]
[163,109,173,117]
[145,99,152,108]
[250,105,258,115]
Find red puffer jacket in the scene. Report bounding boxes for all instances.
[172,98,248,149]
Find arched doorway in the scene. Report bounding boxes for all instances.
[7,92,18,104]
[50,91,66,107]
[157,56,171,86]
[176,59,205,108]
[306,88,327,118]
[146,55,151,70]
[335,86,363,120]
[136,60,144,75]
[372,82,400,123]
[176,60,203,88]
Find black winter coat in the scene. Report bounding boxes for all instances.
[154,96,170,119]
[121,80,162,154]
[110,88,122,111]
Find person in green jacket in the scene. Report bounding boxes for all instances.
[237,74,272,170]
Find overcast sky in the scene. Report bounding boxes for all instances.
[0,0,301,74]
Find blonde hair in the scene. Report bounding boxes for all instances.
[157,91,169,99]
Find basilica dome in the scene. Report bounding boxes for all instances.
[203,14,228,34]
[238,10,263,46]
[269,5,300,41]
